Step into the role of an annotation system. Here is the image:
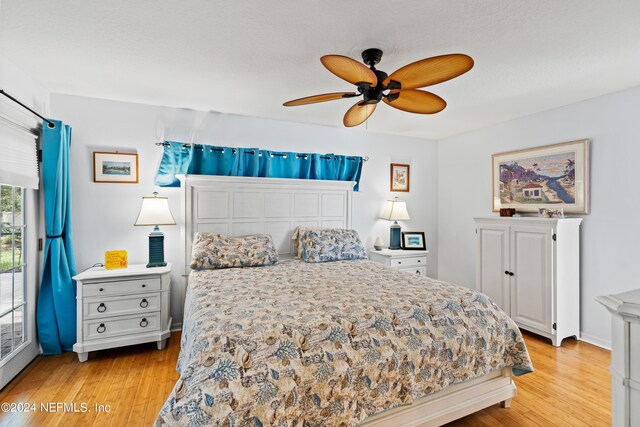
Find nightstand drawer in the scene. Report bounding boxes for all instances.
[391,256,425,268]
[84,313,160,341]
[84,293,161,319]
[84,277,161,297]
[399,266,427,277]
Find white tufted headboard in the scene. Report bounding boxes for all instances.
[177,175,355,275]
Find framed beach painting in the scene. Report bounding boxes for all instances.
[93,152,139,183]
[390,163,410,192]
[492,139,589,214]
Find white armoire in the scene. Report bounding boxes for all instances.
[474,217,582,346]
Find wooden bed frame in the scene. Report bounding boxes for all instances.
[177,174,516,426]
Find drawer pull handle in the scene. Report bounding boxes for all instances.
[140,298,149,308]
[99,288,104,292]
[97,323,106,333]
[141,284,146,288]
[140,318,149,328]
[416,270,421,276]
[417,259,422,263]
[505,271,509,275]
[97,303,106,313]
[509,272,514,276]
[398,261,402,265]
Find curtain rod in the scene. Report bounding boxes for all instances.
[154,142,369,162]
[0,89,56,128]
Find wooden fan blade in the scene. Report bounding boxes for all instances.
[321,55,378,86]
[383,54,474,89]
[343,101,376,127]
[383,90,447,114]
[283,92,357,106]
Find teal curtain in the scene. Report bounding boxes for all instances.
[155,142,364,190]
[236,148,260,177]
[37,120,77,354]
[154,141,194,186]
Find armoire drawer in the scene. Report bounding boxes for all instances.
[83,293,161,319]
[83,277,161,297]
[83,313,160,341]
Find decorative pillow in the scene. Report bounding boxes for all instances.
[190,233,279,270]
[291,226,324,258]
[299,228,368,263]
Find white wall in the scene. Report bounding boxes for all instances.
[438,85,640,348]
[51,94,439,327]
[0,54,49,122]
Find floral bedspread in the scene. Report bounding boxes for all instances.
[156,260,532,427]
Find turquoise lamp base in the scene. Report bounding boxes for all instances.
[147,226,167,268]
[389,222,402,250]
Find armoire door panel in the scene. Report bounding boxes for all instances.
[476,226,510,313]
[510,226,553,333]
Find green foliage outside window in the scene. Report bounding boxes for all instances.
[1,186,23,271]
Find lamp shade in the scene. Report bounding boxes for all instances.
[381,198,410,221]
[134,194,176,226]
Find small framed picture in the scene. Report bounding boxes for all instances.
[93,152,139,183]
[390,163,410,192]
[402,231,426,250]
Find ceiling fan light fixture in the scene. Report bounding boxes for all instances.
[284,48,473,127]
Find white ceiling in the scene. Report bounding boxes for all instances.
[1,0,640,139]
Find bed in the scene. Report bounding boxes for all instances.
[156,175,533,426]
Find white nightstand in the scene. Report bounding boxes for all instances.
[368,249,429,277]
[72,263,172,362]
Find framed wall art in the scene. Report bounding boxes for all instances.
[402,231,426,250]
[492,139,589,214]
[93,152,139,184]
[390,163,410,192]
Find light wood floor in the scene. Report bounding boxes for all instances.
[0,331,611,426]
[447,332,611,427]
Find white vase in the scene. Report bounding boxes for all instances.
[374,236,384,250]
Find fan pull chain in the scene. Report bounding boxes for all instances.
[366,104,369,131]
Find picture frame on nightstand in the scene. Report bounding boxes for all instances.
[402,231,426,250]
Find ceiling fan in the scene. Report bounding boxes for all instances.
[283,48,474,127]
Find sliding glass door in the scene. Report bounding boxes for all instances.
[0,185,37,389]
[0,185,26,358]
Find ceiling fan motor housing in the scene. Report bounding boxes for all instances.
[360,68,389,104]
[361,48,383,66]
[359,50,393,105]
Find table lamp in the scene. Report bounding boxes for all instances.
[381,197,410,250]
[134,192,176,267]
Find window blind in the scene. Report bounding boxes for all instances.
[0,118,39,189]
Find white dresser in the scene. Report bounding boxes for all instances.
[368,249,428,278]
[474,217,582,346]
[597,289,640,427]
[72,264,172,362]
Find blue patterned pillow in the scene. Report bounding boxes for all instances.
[190,233,279,269]
[299,229,368,263]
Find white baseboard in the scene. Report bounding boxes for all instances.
[171,322,182,332]
[580,332,611,350]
